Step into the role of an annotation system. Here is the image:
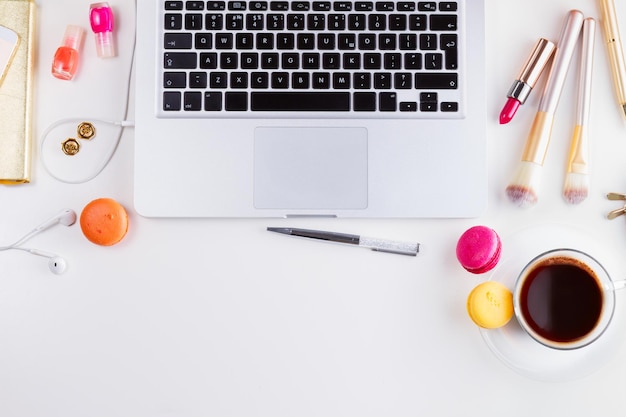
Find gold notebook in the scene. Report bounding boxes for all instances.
[0,0,35,184]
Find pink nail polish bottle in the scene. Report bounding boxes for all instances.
[51,25,85,80]
[89,2,116,58]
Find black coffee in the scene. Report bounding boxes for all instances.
[520,257,603,343]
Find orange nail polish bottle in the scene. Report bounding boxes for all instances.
[52,25,84,80]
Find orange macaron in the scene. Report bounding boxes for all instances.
[80,198,129,246]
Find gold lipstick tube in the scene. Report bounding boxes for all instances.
[507,38,556,104]
[0,0,35,184]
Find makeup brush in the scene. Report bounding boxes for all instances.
[506,10,584,208]
[563,18,595,204]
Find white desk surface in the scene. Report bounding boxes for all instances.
[3,0,626,415]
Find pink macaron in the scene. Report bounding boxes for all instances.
[456,225,502,274]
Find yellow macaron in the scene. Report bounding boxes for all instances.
[466,281,514,329]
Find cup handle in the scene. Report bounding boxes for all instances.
[612,279,626,291]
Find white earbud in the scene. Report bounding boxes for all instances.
[29,249,67,275]
[1,209,76,275]
[33,208,77,232]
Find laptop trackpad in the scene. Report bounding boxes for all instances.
[254,127,368,210]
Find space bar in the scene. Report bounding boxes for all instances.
[251,92,351,111]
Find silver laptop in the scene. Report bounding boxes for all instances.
[134,0,487,218]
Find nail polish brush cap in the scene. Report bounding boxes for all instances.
[89,2,115,58]
[62,25,85,51]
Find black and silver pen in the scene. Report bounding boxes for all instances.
[267,227,420,256]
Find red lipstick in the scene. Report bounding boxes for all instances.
[500,38,556,124]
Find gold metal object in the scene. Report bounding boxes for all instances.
[77,122,95,140]
[62,138,80,156]
[606,192,626,219]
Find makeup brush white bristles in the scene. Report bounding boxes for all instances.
[563,18,595,204]
[506,10,584,207]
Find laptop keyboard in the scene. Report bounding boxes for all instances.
[160,1,464,117]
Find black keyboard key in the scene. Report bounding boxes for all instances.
[292,72,310,88]
[231,72,249,88]
[206,14,224,29]
[164,33,193,49]
[270,1,289,10]
[415,73,458,89]
[267,14,285,29]
[164,52,197,69]
[409,14,427,31]
[441,34,458,69]
[195,33,213,49]
[236,33,254,49]
[241,52,259,68]
[228,1,247,10]
[354,92,376,111]
[334,2,352,11]
[394,72,412,89]
[271,72,290,88]
[333,72,350,90]
[257,33,275,49]
[439,2,457,11]
[207,1,226,10]
[251,92,350,110]
[368,14,386,30]
[220,52,238,68]
[418,2,437,11]
[251,72,269,88]
[425,53,443,70]
[313,1,331,10]
[397,2,415,11]
[287,14,306,30]
[312,72,331,88]
[164,72,186,88]
[308,14,326,30]
[292,1,311,11]
[210,72,228,88]
[189,72,208,87]
[400,101,417,111]
[200,52,218,68]
[374,72,392,89]
[163,92,182,110]
[186,1,205,10]
[215,33,234,49]
[185,14,203,30]
[205,92,223,110]
[353,72,371,88]
[338,33,356,50]
[250,1,269,10]
[389,14,407,30]
[226,92,248,110]
[420,34,437,50]
[328,14,346,30]
[430,15,457,31]
[355,2,374,11]
[247,14,265,30]
[184,92,202,110]
[441,101,458,112]
[375,2,394,11]
[348,14,367,30]
[226,13,244,29]
[379,92,397,111]
[165,1,184,10]
[165,14,183,30]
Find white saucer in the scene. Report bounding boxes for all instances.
[479,224,626,382]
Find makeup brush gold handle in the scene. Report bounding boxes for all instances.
[566,125,589,174]
[521,111,554,165]
[599,0,626,116]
